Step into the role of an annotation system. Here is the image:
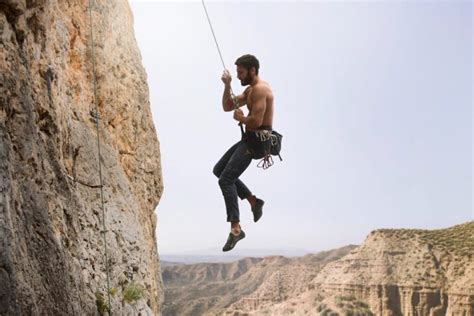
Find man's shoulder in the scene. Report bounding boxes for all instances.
[253,82,272,94]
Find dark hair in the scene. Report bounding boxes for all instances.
[235,54,259,75]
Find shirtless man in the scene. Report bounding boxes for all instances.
[212,54,274,252]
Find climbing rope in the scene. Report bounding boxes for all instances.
[87,0,112,314]
[202,0,246,137]
[201,0,240,110]
[201,0,226,71]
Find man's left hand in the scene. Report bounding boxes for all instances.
[233,109,245,123]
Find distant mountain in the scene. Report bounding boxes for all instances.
[161,221,474,315]
[159,247,316,266]
[160,255,245,265]
[160,247,314,264]
[161,246,356,315]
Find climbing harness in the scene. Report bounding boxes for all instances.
[88,0,113,313]
[257,154,274,170]
[245,129,283,170]
[255,130,281,170]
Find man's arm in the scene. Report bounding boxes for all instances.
[234,86,266,129]
[221,70,248,112]
[222,85,247,112]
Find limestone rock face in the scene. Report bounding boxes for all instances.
[0,0,163,314]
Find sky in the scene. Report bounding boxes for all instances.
[128,0,473,256]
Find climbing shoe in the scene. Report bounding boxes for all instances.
[222,230,246,252]
[252,198,264,222]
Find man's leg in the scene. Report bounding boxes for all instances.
[213,142,253,203]
[213,141,264,224]
[247,195,257,207]
[217,141,252,223]
[217,141,253,251]
[213,141,240,178]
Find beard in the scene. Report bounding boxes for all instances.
[240,73,251,86]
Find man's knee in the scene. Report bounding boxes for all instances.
[218,176,227,187]
[218,172,235,188]
[212,164,221,178]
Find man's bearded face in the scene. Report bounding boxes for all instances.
[237,66,252,86]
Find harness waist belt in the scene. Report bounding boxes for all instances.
[245,125,272,134]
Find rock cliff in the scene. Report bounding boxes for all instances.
[0,0,163,314]
[311,221,474,316]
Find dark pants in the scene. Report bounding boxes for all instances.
[213,140,252,222]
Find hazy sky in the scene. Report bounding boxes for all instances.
[129,0,472,256]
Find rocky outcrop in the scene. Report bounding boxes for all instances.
[163,257,264,285]
[0,0,163,314]
[230,222,474,315]
[312,221,474,316]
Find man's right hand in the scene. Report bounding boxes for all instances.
[221,70,232,86]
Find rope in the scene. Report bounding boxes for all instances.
[202,0,244,139]
[201,0,226,71]
[201,0,240,110]
[88,0,112,314]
